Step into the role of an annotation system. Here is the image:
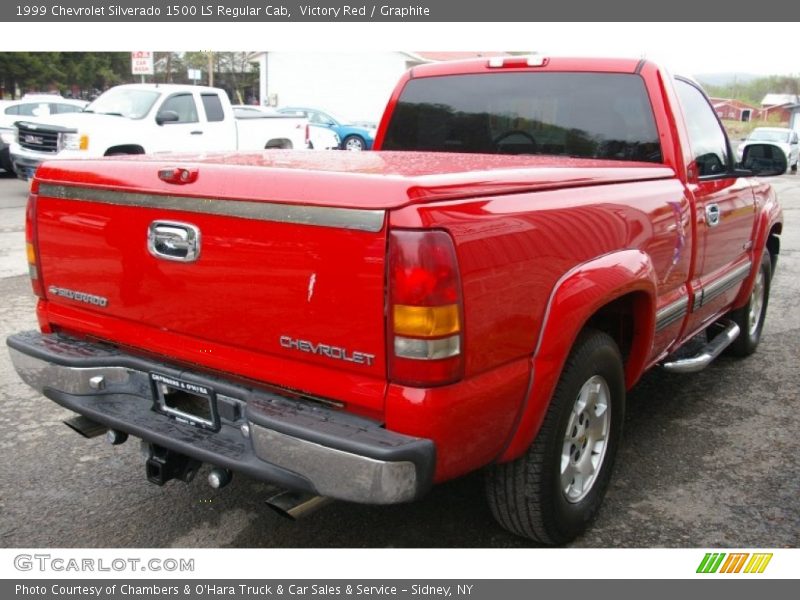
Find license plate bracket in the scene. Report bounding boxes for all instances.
[151,372,219,431]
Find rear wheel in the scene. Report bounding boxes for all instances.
[486,329,625,544]
[727,251,772,357]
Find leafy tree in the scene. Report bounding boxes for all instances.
[0,51,259,102]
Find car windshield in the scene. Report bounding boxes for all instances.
[305,110,340,125]
[381,72,662,162]
[749,129,790,143]
[85,88,160,119]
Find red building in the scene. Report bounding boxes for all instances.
[710,97,760,122]
[759,94,799,124]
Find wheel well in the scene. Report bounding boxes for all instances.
[583,291,652,386]
[265,139,292,149]
[104,145,145,156]
[767,224,781,274]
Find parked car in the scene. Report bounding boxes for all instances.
[0,95,88,129]
[9,84,308,180]
[233,105,340,150]
[278,106,375,151]
[0,96,88,174]
[737,127,799,172]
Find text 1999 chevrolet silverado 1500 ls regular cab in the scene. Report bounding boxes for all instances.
[7,57,785,544]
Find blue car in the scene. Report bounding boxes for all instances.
[277,107,376,151]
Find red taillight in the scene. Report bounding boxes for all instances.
[305,124,310,145]
[388,230,464,387]
[25,193,44,299]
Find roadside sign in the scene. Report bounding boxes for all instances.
[188,68,202,82]
[131,51,154,75]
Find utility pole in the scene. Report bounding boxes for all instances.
[207,52,214,87]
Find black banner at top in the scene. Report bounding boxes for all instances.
[2,0,799,21]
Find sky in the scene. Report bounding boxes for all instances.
[1,21,797,78]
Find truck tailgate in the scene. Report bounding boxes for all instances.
[32,167,388,415]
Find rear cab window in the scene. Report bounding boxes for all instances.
[201,93,226,122]
[382,72,662,163]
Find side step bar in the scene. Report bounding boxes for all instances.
[661,320,740,374]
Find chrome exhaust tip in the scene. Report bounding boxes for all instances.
[265,489,333,520]
[106,429,128,445]
[208,468,232,489]
[64,415,106,439]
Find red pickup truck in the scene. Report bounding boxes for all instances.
[7,57,785,544]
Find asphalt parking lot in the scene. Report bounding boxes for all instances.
[0,172,798,548]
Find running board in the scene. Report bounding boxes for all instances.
[661,320,740,374]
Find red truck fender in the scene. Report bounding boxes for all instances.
[731,182,783,309]
[498,249,657,463]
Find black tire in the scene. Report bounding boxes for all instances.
[486,329,625,544]
[342,135,366,151]
[0,149,14,175]
[727,251,772,357]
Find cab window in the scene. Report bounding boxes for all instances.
[159,94,199,123]
[675,79,730,177]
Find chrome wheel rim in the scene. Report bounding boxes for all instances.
[748,267,766,337]
[561,375,611,503]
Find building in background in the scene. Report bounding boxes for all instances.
[252,52,508,123]
[710,97,759,122]
[760,93,799,124]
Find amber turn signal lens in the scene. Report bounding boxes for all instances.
[393,304,460,337]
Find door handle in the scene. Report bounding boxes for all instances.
[148,221,201,262]
[705,204,721,227]
[190,130,204,135]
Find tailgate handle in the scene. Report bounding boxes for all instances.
[148,221,201,262]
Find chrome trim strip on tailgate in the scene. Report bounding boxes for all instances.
[38,183,386,233]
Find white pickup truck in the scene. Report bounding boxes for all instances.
[10,84,309,180]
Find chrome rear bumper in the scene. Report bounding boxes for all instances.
[7,331,434,504]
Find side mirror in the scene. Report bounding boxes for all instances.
[156,111,180,125]
[739,143,788,176]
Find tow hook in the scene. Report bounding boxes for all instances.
[144,444,201,486]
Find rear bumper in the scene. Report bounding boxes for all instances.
[7,331,434,504]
